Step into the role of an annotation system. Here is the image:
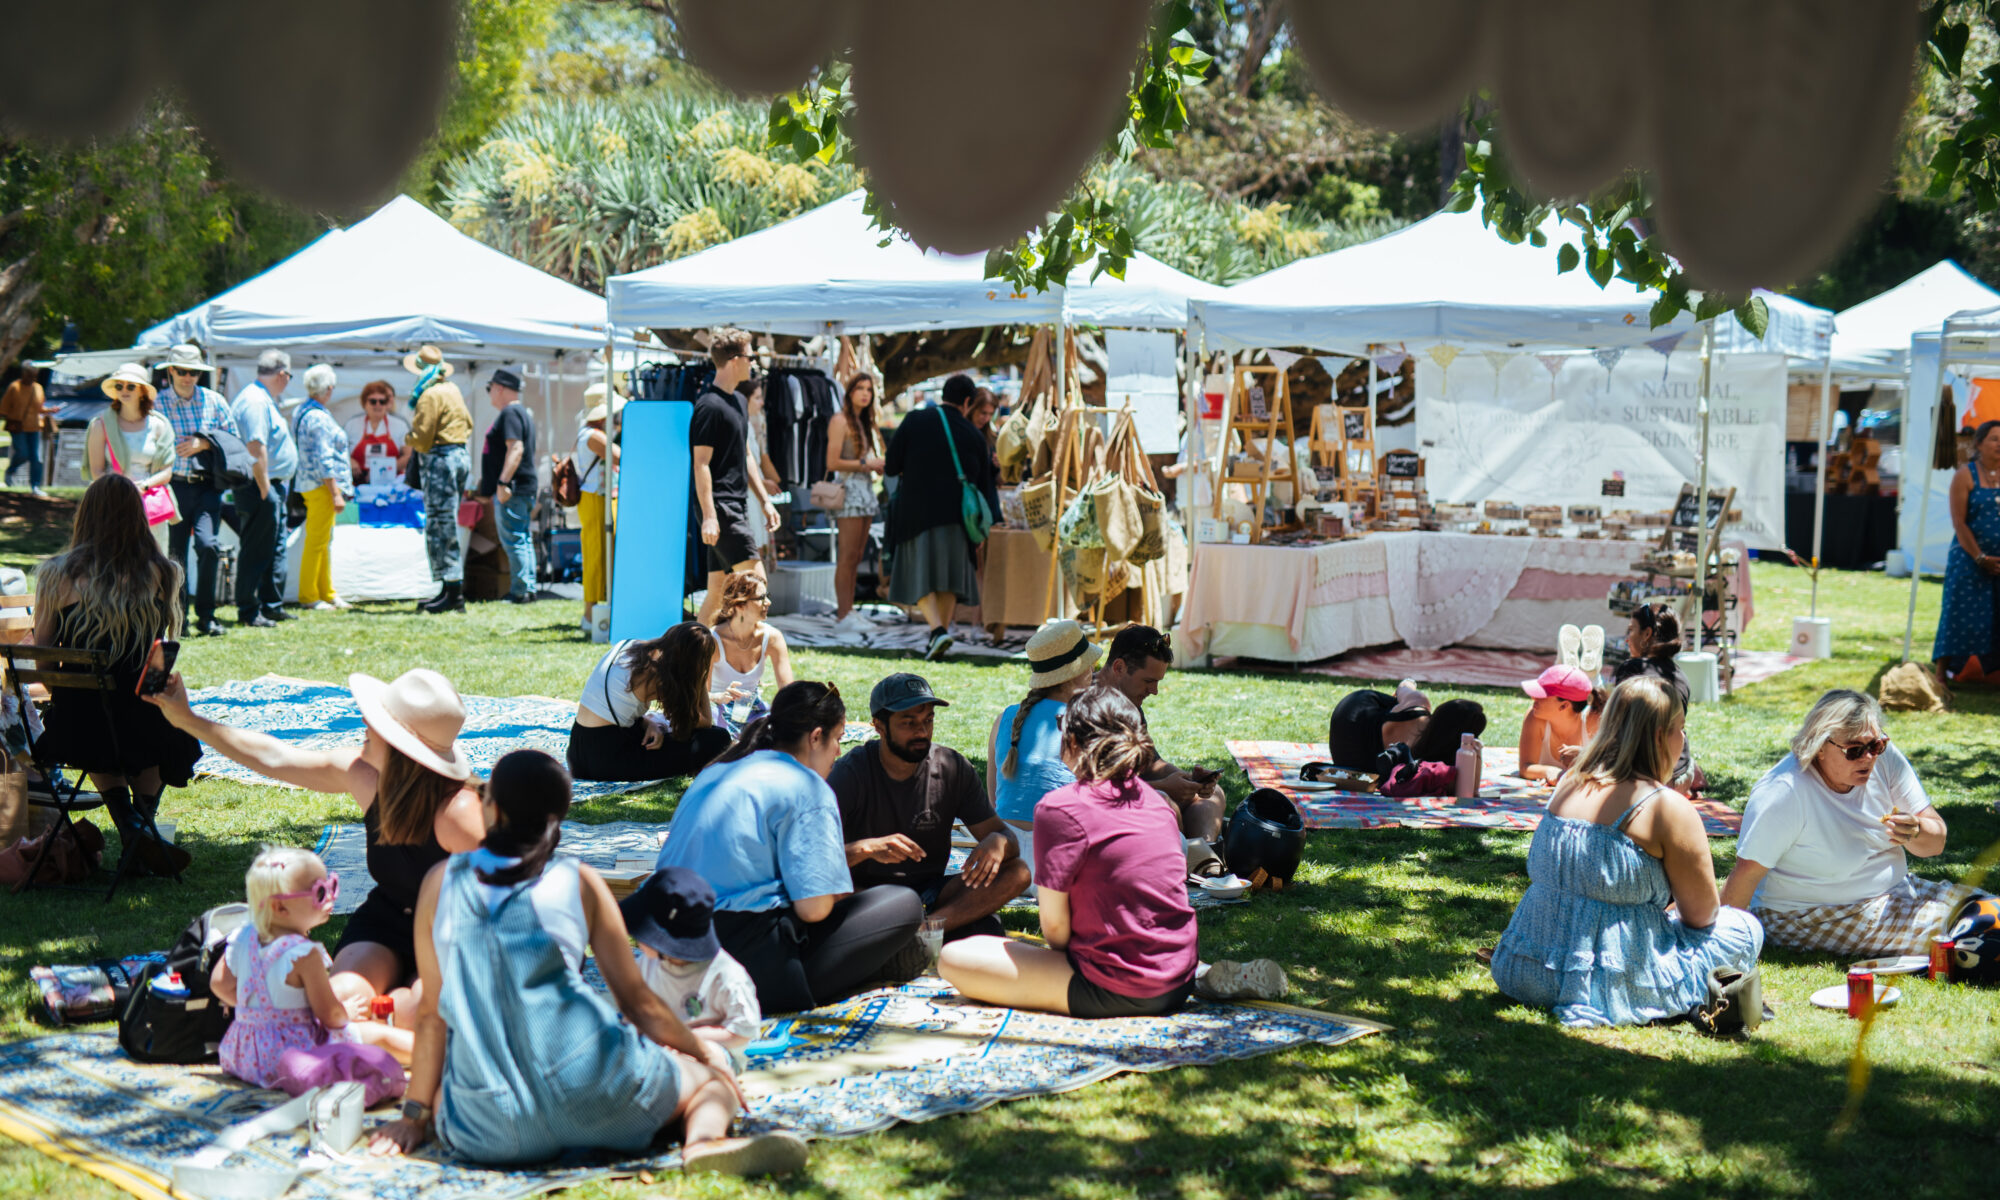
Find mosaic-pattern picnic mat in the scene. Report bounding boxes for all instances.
[316,823,1247,917]
[0,984,1383,1200]
[187,675,645,802]
[1227,740,1743,835]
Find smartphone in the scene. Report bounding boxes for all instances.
[135,638,179,697]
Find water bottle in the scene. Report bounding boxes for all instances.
[1455,734,1482,800]
[151,970,189,999]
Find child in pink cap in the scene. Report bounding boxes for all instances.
[1516,665,1600,783]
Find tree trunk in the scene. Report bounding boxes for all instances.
[0,256,43,379]
[1233,0,1288,97]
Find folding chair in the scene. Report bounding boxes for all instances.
[0,642,180,901]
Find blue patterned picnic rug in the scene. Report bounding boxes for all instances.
[0,983,1384,1200]
[189,675,870,804]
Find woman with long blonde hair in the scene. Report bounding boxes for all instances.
[1489,676,1763,1026]
[824,372,884,631]
[34,474,199,875]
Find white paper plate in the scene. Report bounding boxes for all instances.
[1847,955,1929,976]
[1809,982,1903,1011]
[1287,779,1340,792]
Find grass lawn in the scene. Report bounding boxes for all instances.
[1,502,1996,1199]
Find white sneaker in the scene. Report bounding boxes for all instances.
[834,610,874,634]
[309,601,338,612]
[331,597,354,611]
[1194,959,1289,1002]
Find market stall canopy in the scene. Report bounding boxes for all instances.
[605,189,1221,335]
[1899,302,2000,578]
[1710,289,1834,364]
[138,195,618,356]
[1831,261,2000,380]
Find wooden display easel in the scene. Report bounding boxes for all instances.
[1041,404,1151,634]
[1623,483,1742,692]
[1210,364,1294,543]
[1335,403,1378,518]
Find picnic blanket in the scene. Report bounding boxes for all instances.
[316,822,1247,917]
[0,983,1383,1200]
[188,675,868,803]
[1227,740,1743,835]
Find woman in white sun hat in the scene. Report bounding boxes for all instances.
[147,667,484,1024]
[985,619,1101,880]
[86,363,178,552]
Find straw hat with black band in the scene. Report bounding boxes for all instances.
[100,363,156,402]
[347,669,471,781]
[1024,619,1102,690]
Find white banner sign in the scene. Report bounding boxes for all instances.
[1416,351,1788,548]
[1105,329,1182,454]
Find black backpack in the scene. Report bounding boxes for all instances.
[118,902,249,1064]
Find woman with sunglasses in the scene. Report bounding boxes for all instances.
[1721,689,1964,956]
[212,846,405,1087]
[86,364,177,552]
[345,380,410,483]
[710,570,795,728]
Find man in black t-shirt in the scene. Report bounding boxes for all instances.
[690,328,780,625]
[475,368,538,603]
[829,673,1028,940]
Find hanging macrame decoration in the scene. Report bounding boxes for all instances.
[1591,347,1626,383]
[1481,349,1514,400]
[1536,353,1566,403]
[1645,332,1686,381]
[1425,344,1461,391]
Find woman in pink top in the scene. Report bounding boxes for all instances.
[941,687,1285,1017]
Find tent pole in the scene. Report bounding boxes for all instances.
[603,325,617,611]
[1902,330,1949,662]
[1809,349,1833,618]
[1691,322,1716,648]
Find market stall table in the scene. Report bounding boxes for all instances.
[1177,531,1755,665]
[962,527,1076,633]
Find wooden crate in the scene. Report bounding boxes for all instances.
[1786,382,1830,442]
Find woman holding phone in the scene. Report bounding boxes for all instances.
[34,475,199,875]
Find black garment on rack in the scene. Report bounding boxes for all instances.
[765,367,838,488]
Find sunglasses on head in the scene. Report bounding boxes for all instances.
[1833,737,1889,762]
[270,872,340,910]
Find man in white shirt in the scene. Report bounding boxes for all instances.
[231,349,300,628]
[1720,689,1959,957]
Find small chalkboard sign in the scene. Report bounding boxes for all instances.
[1382,449,1422,478]
[1341,409,1367,440]
[1313,465,1340,487]
[1601,478,1626,497]
[1247,384,1268,420]
[1669,483,1729,530]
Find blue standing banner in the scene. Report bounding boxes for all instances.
[608,398,692,641]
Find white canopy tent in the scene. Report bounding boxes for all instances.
[1899,305,2000,658]
[1832,261,2000,380]
[605,189,1222,334]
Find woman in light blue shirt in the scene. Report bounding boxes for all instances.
[987,620,1101,879]
[657,681,922,1013]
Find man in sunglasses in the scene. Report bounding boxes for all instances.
[155,343,240,637]
[1096,625,1227,850]
[1721,688,1965,957]
[690,329,779,625]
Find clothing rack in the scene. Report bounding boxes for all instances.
[763,354,833,372]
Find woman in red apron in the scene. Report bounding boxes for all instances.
[347,380,409,484]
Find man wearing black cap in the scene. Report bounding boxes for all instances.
[829,672,1028,940]
[475,367,538,603]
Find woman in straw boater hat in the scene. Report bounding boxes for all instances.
[400,345,475,614]
[575,381,623,618]
[86,363,178,552]
[147,666,484,1029]
[985,619,1101,880]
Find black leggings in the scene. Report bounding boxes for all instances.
[565,720,731,783]
[712,885,925,1014]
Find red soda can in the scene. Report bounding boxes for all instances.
[1846,969,1875,1018]
[1930,937,1956,982]
[369,994,395,1020]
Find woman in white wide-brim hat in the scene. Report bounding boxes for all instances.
[146,666,483,1028]
[576,381,625,616]
[87,363,177,552]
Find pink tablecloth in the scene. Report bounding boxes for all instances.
[1179,532,1752,663]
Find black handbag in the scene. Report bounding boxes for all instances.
[404,450,423,491]
[118,902,248,1064]
[1686,965,1767,1036]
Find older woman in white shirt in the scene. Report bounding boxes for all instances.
[1719,689,1964,957]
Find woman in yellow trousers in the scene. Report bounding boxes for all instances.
[577,385,623,622]
[293,365,355,610]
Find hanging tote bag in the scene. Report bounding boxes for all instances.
[101,420,178,527]
[937,406,993,546]
[1020,473,1059,551]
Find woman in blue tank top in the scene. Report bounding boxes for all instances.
[986,621,1101,878]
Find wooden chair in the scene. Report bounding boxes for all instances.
[0,642,179,901]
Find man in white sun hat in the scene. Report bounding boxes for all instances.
[155,343,240,638]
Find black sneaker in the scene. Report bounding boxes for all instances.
[265,609,296,622]
[924,626,954,662]
[198,619,227,637]
[241,614,277,629]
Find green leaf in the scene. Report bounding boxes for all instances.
[1556,243,1580,274]
[1648,291,1684,329]
[1932,20,1971,76]
[1733,295,1771,341]
[1694,291,1733,322]
[790,129,819,158]
[1586,246,1614,288]
[1929,140,1963,196]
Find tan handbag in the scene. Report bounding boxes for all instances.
[809,477,847,511]
[1020,475,1059,551]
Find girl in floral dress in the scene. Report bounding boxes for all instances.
[213,847,371,1087]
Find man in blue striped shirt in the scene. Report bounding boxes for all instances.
[156,344,238,637]
[231,349,299,628]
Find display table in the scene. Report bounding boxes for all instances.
[1784,492,1896,570]
[1178,531,1754,664]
